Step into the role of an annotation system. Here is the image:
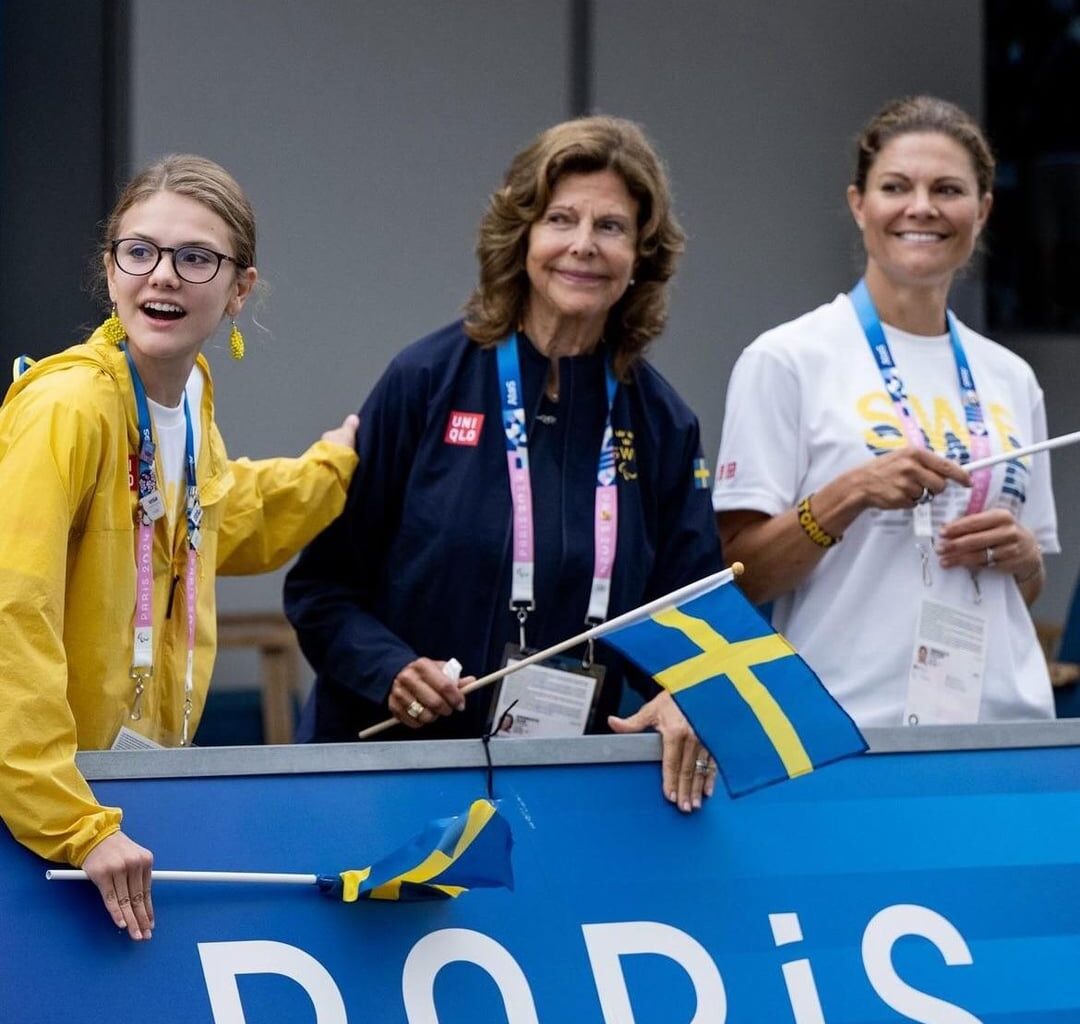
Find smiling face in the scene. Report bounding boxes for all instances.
[105,189,256,383]
[524,169,639,344]
[847,131,992,292]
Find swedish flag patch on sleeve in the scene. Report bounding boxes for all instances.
[693,457,710,490]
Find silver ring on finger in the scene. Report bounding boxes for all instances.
[406,699,425,720]
[985,546,995,568]
[915,486,933,505]
[694,758,710,774]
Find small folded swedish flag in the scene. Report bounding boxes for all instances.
[601,580,866,796]
[317,798,514,902]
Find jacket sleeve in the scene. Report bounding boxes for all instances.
[648,412,724,596]
[626,408,724,701]
[284,358,424,706]
[214,432,358,575]
[0,386,123,865]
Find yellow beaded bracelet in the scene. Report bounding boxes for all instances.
[796,495,840,549]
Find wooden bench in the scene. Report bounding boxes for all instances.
[1036,620,1080,689]
[215,612,302,744]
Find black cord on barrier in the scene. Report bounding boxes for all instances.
[480,699,519,801]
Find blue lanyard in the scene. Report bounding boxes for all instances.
[122,345,201,543]
[849,279,993,526]
[494,336,619,472]
[121,346,204,738]
[849,278,990,456]
[496,333,619,639]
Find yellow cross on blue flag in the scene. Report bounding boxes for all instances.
[693,457,711,489]
[600,580,866,796]
[316,798,514,902]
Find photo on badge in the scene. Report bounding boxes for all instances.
[489,644,605,739]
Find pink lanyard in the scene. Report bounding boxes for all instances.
[124,347,202,745]
[850,278,992,515]
[497,334,619,648]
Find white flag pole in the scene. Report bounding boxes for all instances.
[47,869,318,885]
[357,562,744,740]
[965,430,1080,474]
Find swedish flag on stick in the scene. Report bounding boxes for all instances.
[317,798,514,902]
[601,576,866,796]
[47,800,514,900]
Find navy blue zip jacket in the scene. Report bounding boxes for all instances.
[285,322,722,741]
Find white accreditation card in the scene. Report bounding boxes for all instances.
[903,597,988,725]
[490,645,604,738]
[110,725,164,751]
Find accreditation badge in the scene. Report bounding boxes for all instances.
[490,644,605,738]
[110,724,164,751]
[903,597,988,725]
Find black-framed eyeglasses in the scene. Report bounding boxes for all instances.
[110,238,249,284]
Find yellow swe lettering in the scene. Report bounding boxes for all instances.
[928,397,967,452]
[858,391,904,450]
[988,402,1022,458]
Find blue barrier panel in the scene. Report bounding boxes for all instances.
[2,726,1080,1023]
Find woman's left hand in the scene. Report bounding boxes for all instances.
[937,508,1042,580]
[609,691,716,813]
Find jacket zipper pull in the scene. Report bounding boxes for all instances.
[165,573,181,619]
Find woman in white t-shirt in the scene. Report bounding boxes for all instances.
[713,96,1059,729]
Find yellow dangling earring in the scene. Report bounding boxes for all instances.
[101,304,126,346]
[229,319,245,361]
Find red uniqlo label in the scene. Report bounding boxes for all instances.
[444,411,484,446]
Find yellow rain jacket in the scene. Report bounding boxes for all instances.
[0,331,357,865]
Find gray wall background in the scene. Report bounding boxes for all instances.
[126,1,1078,684]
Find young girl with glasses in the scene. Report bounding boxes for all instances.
[0,154,359,940]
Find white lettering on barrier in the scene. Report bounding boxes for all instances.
[769,912,827,1024]
[198,940,348,1024]
[402,928,541,1024]
[194,905,982,1022]
[861,905,982,1024]
[581,921,728,1023]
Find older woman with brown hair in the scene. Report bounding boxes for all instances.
[286,116,723,812]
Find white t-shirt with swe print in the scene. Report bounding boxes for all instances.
[713,293,1059,728]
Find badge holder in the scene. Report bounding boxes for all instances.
[489,643,606,738]
[110,725,165,751]
[913,497,934,587]
[903,597,987,726]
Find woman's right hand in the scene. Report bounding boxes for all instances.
[80,831,154,940]
[846,445,971,513]
[388,658,471,729]
[720,447,972,606]
[321,413,360,450]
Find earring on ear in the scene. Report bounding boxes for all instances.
[629,278,636,286]
[229,319,245,361]
[100,303,126,346]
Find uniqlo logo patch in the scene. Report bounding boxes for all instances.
[444,411,484,446]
